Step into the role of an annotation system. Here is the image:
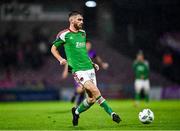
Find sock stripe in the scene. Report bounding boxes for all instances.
[83,99,89,107]
[96,96,101,100]
[77,98,93,114]
[96,96,105,105]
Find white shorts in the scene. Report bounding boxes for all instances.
[73,69,97,86]
[134,79,150,94]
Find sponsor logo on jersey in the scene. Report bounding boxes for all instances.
[137,66,145,71]
[76,42,85,48]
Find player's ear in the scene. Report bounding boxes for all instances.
[69,16,74,23]
[69,17,72,23]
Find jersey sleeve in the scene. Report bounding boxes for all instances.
[53,30,68,47]
[53,38,64,47]
[146,61,150,75]
[144,60,150,69]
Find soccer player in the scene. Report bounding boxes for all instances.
[61,41,109,107]
[51,11,121,126]
[132,51,150,106]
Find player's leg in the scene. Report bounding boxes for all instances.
[75,80,121,123]
[74,82,95,115]
[85,69,112,116]
[143,80,150,103]
[72,71,95,126]
[72,85,95,126]
[72,69,121,126]
[134,80,142,106]
[88,69,121,123]
[86,69,121,123]
[83,80,121,123]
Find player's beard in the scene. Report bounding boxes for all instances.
[74,23,83,30]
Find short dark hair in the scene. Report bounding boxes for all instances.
[137,50,144,56]
[68,11,82,18]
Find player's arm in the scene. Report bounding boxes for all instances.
[51,39,67,65]
[61,63,68,79]
[132,61,137,79]
[95,56,109,70]
[145,60,150,76]
[93,62,100,71]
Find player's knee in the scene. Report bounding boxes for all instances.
[84,80,96,87]
[91,88,100,96]
[84,81,96,90]
[87,97,96,104]
[84,80,101,97]
[88,87,100,97]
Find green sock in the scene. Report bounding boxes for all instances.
[76,99,93,114]
[144,94,149,103]
[135,93,140,101]
[96,96,113,116]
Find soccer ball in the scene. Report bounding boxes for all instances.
[139,109,154,124]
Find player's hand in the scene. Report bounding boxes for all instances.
[102,62,109,70]
[59,59,67,65]
[93,63,99,71]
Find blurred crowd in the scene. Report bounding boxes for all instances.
[0,24,52,89]
[0,25,50,71]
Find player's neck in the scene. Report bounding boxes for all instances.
[69,25,78,32]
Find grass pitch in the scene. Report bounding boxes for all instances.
[0,100,180,130]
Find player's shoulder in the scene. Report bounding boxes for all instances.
[56,28,70,39]
[144,60,149,66]
[133,60,138,64]
[79,29,86,33]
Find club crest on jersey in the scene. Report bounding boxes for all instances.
[82,33,86,37]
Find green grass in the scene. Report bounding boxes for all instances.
[0,100,180,130]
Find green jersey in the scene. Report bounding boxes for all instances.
[53,29,93,73]
[133,60,150,80]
